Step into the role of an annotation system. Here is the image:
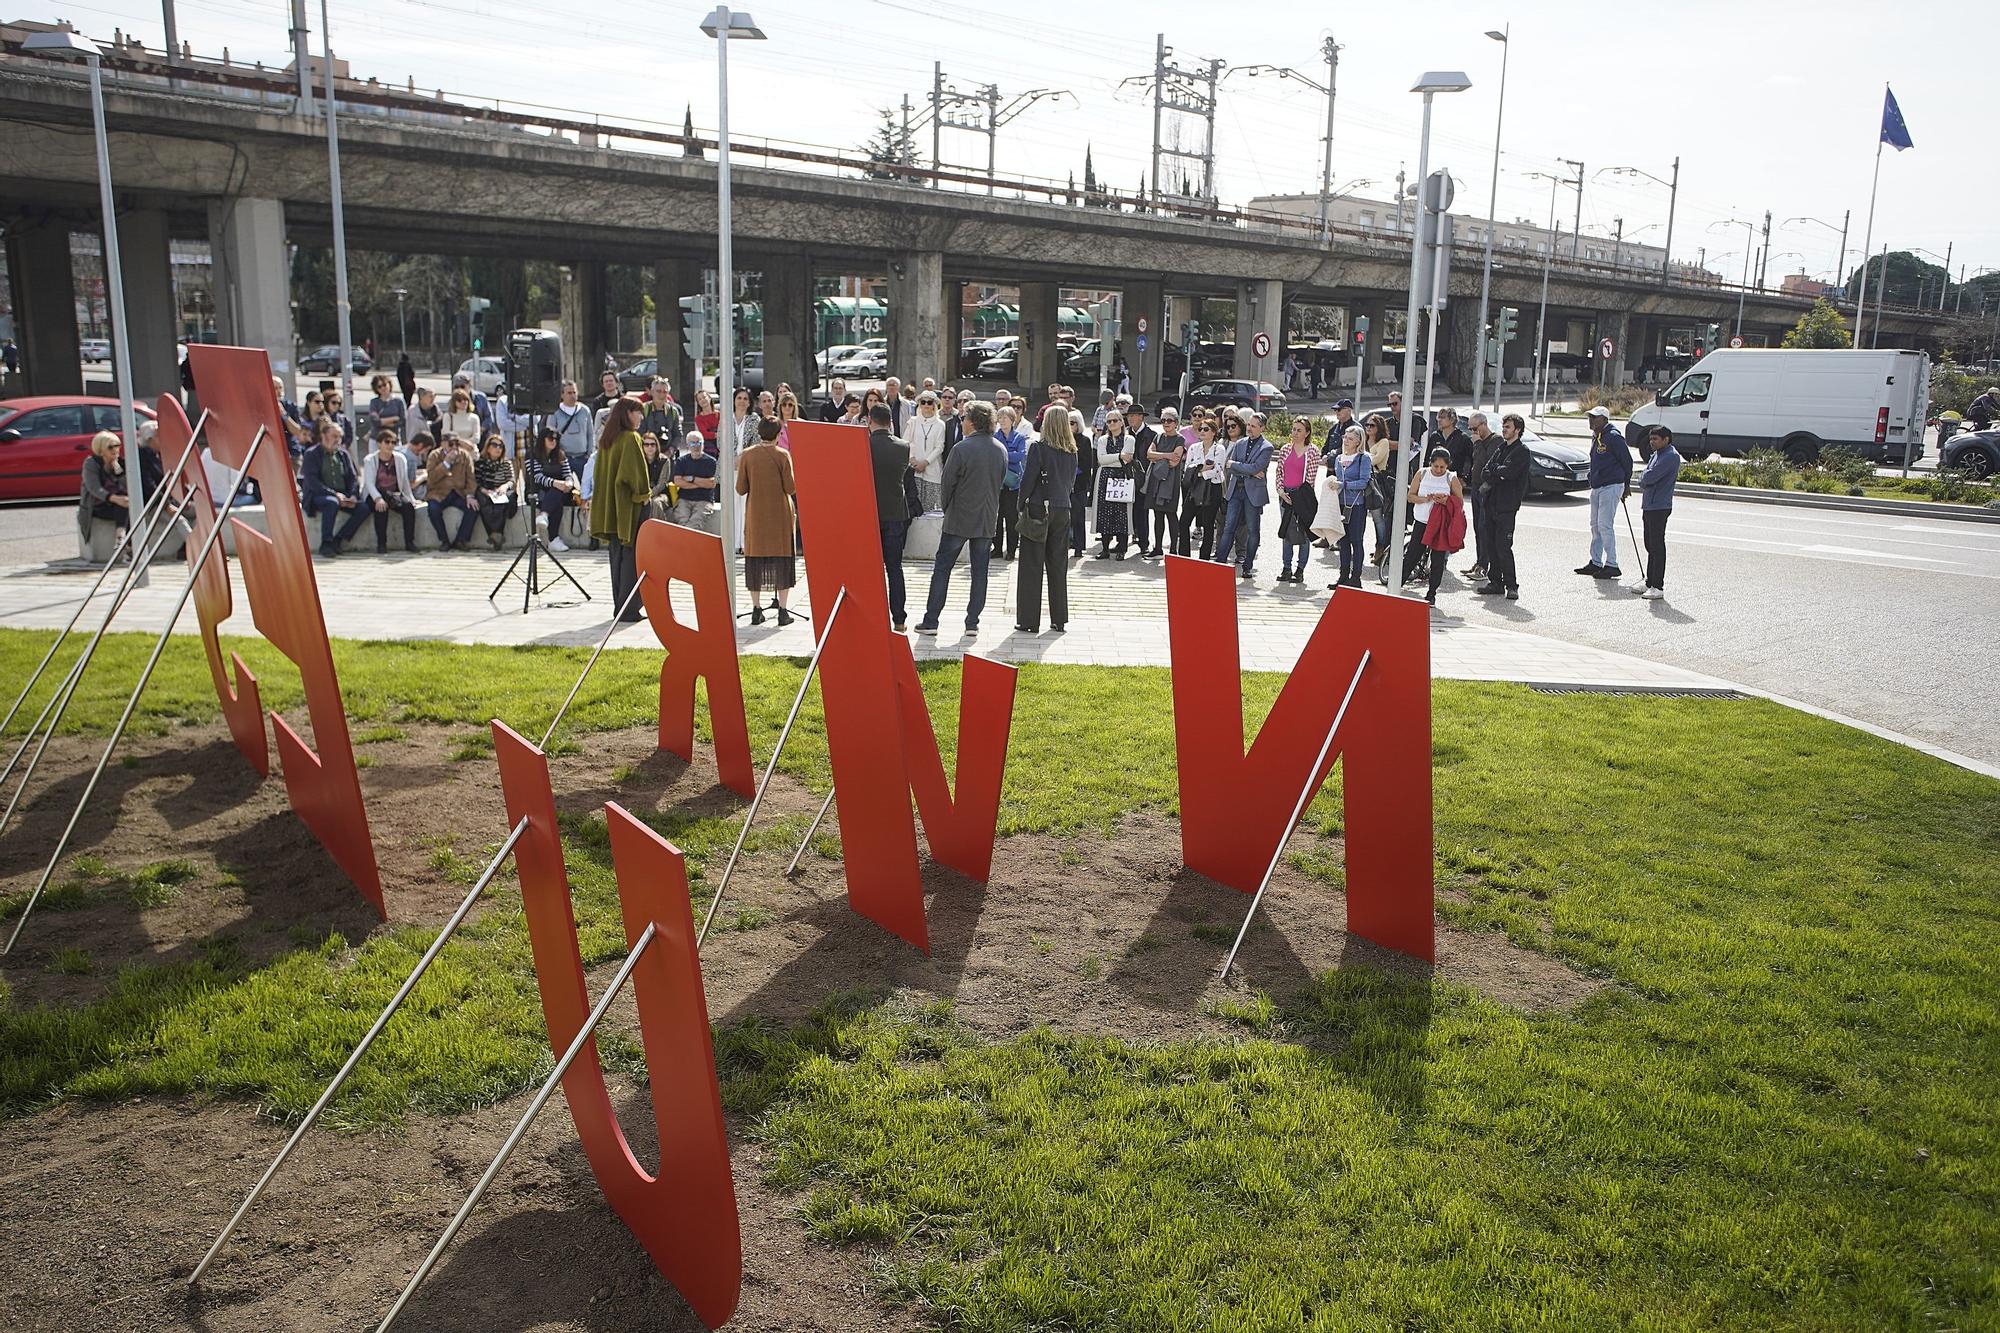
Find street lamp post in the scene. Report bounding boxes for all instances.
[1386,70,1471,600]
[1599,159,1679,284]
[1783,212,1851,300]
[1224,53,1342,243]
[393,287,408,355]
[1471,25,1508,415]
[700,6,768,615]
[318,0,355,416]
[1710,219,1756,340]
[23,30,141,521]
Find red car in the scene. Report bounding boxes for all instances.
[0,396,158,501]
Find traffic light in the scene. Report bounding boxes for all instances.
[1705,323,1721,351]
[467,296,492,352]
[679,295,709,362]
[1352,314,1371,347]
[1497,306,1519,344]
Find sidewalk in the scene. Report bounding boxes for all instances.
[0,546,1723,690]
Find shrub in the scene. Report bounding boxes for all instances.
[1574,385,1655,418]
[1925,470,1969,502]
[1743,449,1789,489]
[1817,445,1875,485]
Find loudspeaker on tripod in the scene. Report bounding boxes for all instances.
[505,328,564,414]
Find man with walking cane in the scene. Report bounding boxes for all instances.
[1575,406,1631,580]
[1627,425,1681,600]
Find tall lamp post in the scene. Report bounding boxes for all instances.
[1783,212,1850,299]
[393,287,408,353]
[700,6,767,614]
[1224,42,1342,243]
[1471,25,1507,415]
[24,30,141,521]
[1710,219,1757,340]
[1385,70,1472,600]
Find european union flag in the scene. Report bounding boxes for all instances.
[1880,87,1914,151]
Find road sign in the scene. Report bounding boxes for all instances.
[1599,337,1615,360]
[1729,335,1745,348]
[1252,331,1272,359]
[1136,333,1146,353]
[1136,316,1149,334]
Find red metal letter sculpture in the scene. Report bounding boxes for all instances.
[634,520,755,798]
[158,394,267,773]
[186,347,383,916]
[1165,555,1434,962]
[492,722,741,1329]
[782,421,1018,951]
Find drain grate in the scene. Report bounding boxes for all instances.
[1528,683,1748,700]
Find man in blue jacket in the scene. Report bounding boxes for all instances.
[1213,411,1275,580]
[1576,405,1632,579]
[1630,424,1681,600]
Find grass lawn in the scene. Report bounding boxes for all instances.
[1,628,1996,1330]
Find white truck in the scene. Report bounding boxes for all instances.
[1624,348,1929,463]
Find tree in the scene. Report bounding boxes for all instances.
[682,103,702,159]
[861,108,915,181]
[1781,298,1853,349]
[1842,251,1948,308]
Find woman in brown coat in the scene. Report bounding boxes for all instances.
[735,415,797,625]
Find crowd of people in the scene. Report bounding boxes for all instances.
[124,356,1681,624]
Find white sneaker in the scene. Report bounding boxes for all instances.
[534,512,548,535]
[548,536,570,552]
[1626,580,1648,594]
[1639,586,1664,600]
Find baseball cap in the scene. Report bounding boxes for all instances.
[1334,398,1354,409]
[1587,406,1610,419]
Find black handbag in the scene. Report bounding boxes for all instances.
[1018,500,1051,543]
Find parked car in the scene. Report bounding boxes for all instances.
[299,344,372,375]
[617,357,659,394]
[0,396,159,501]
[975,346,1021,379]
[828,349,886,379]
[961,336,1014,376]
[1063,338,1103,375]
[456,356,506,396]
[1520,429,1592,496]
[740,352,765,392]
[1940,428,1998,480]
[1158,379,1287,416]
[817,344,865,374]
[80,338,111,363]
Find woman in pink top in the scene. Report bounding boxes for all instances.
[1275,417,1322,584]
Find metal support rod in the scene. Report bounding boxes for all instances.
[785,786,836,876]
[0,414,205,740]
[695,586,846,949]
[538,574,648,750]
[2,427,266,956]
[82,52,143,526]
[188,816,530,1287]
[375,921,658,1333]
[0,480,205,843]
[1218,650,1370,982]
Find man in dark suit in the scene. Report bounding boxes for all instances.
[1477,412,1533,601]
[914,401,1005,636]
[867,403,912,632]
[1213,410,1275,580]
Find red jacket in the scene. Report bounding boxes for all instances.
[1422,493,1467,553]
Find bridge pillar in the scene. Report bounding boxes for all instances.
[1443,300,1482,398]
[118,208,180,402]
[1598,310,1631,387]
[1233,278,1282,385]
[1122,278,1162,399]
[652,256,704,404]
[4,219,81,395]
[1018,281,1061,397]
[758,253,813,400]
[206,197,293,383]
[559,260,609,388]
[885,251,945,385]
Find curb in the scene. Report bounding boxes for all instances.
[1674,483,2000,523]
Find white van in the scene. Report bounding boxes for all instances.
[1625,348,1929,463]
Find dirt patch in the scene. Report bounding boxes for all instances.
[0,721,1599,1332]
[0,1090,919,1333]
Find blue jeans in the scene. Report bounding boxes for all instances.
[427,491,478,547]
[1337,502,1367,583]
[879,518,908,625]
[918,532,991,631]
[1214,489,1263,572]
[306,494,366,550]
[1588,485,1621,567]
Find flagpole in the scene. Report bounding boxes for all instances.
[1853,84,1887,342]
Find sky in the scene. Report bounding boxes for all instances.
[53,0,1993,288]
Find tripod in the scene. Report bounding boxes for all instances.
[489,411,592,615]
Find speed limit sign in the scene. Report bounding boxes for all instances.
[1136,316,1148,334]
[1729,335,1745,348]
[1252,331,1272,359]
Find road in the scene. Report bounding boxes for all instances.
[1431,490,2000,765]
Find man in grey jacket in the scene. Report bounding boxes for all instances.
[1212,410,1275,580]
[914,401,1005,635]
